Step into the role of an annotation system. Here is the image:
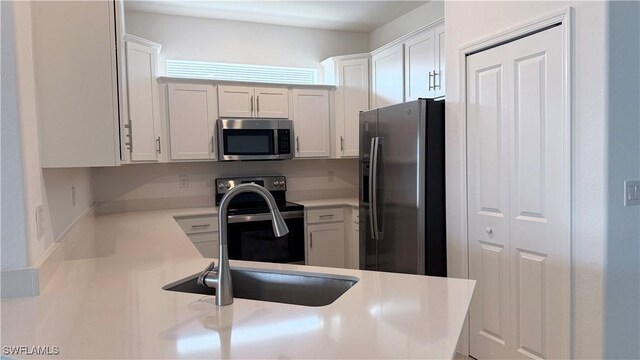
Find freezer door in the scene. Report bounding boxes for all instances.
[375,100,425,274]
[359,109,378,271]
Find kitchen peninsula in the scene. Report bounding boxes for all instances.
[1,209,474,359]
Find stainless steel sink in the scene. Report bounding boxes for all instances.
[162,267,359,307]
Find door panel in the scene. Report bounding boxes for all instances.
[467,42,511,359]
[508,26,568,360]
[404,30,435,101]
[372,44,404,108]
[218,85,254,118]
[468,25,568,360]
[292,89,330,157]
[337,59,369,157]
[255,87,289,118]
[359,109,378,271]
[168,84,217,160]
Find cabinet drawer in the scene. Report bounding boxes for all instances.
[175,215,218,234]
[192,240,219,258]
[307,208,344,224]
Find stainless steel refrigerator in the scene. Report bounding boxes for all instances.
[359,99,446,276]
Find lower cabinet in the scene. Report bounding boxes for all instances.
[307,222,345,268]
[188,232,219,259]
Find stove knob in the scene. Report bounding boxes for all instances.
[224,182,231,189]
[279,180,285,186]
[273,180,279,187]
[217,183,225,190]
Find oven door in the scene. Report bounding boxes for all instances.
[226,211,305,264]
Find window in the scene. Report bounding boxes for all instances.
[166,60,318,85]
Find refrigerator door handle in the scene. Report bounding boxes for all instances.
[368,138,377,240]
[370,137,382,240]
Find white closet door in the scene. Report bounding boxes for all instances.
[507,26,569,360]
[467,42,512,360]
[467,25,568,360]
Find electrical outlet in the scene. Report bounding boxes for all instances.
[179,175,189,189]
[71,186,76,207]
[35,204,46,240]
[624,180,640,206]
[328,171,335,183]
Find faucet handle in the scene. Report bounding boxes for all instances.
[197,260,217,286]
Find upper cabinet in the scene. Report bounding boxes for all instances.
[371,20,445,106]
[123,35,162,162]
[218,85,289,119]
[292,89,331,158]
[32,1,121,167]
[322,55,369,158]
[167,83,218,161]
[371,44,405,108]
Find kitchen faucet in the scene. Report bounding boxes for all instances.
[197,183,289,306]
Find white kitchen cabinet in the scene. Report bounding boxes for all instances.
[322,55,369,158]
[123,35,162,162]
[218,85,289,118]
[307,222,345,268]
[404,30,436,101]
[346,207,360,269]
[189,232,219,259]
[371,44,404,108]
[292,89,331,158]
[167,83,217,160]
[306,207,346,268]
[434,24,445,98]
[32,0,122,167]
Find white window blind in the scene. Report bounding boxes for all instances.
[166,60,318,85]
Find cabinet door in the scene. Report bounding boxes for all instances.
[167,83,217,160]
[218,85,254,118]
[307,222,345,268]
[351,227,360,269]
[371,44,404,108]
[125,41,161,162]
[336,58,369,158]
[32,1,120,167]
[292,89,331,158]
[404,29,436,101]
[434,25,445,98]
[255,87,289,118]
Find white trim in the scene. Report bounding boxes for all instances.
[370,18,444,56]
[157,76,336,91]
[320,52,371,64]
[123,34,162,53]
[451,7,573,357]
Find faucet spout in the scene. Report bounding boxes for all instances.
[198,183,289,306]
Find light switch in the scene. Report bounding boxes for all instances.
[624,180,640,207]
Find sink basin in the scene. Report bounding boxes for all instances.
[163,267,359,307]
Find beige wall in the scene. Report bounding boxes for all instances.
[444,2,608,358]
[124,10,371,75]
[369,1,444,51]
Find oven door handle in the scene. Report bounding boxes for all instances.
[227,210,304,223]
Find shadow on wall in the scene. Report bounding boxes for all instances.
[92,160,359,213]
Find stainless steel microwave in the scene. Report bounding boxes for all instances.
[217,119,294,161]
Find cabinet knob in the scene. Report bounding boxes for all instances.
[486,226,493,235]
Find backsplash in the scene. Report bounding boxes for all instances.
[92,159,358,213]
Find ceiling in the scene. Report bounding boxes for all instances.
[123,1,429,32]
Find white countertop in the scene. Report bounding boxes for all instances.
[1,208,474,359]
[295,197,359,208]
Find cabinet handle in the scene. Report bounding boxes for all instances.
[156,137,161,154]
[257,95,260,113]
[310,233,313,248]
[433,71,441,90]
[428,71,434,91]
[296,136,300,152]
[250,95,254,113]
[192,224,211,229]
[340,136,344,152]
[319,214,334,219]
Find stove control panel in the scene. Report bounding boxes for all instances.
[215,176,287,195]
